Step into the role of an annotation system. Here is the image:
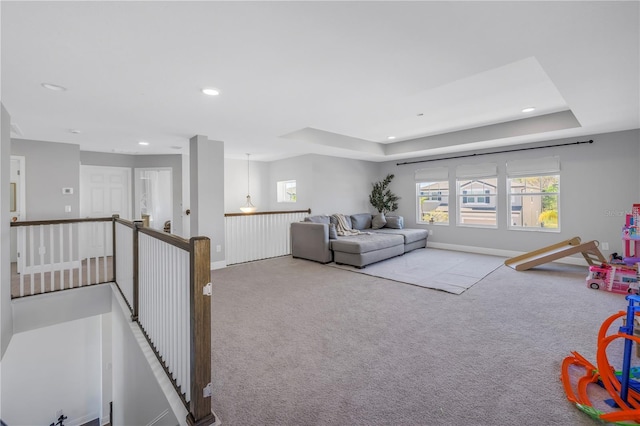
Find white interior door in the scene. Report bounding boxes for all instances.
[134,167,172,232]
[80,166,131,258]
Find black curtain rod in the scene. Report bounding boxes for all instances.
[396,139,594,166]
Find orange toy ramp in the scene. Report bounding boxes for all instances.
[505,237,607,271]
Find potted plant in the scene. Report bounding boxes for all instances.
[369,174,400,214]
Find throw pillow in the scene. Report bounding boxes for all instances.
[304,215,330,224]
[385,215,404,229]
[371,213,386,229]
[328,223,338,240]
[350,213,373,230]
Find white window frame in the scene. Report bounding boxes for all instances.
[277,180,297,203]
[506,156,560,232]
[416,181,450,225]
[415,167,449,225]
[507,174,560,232]
[456,163,498,229]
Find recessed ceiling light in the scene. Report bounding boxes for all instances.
[138,141,149,146]
[202,88,220,96]
[69,129,82,134]
[417,113,424,117]
[170,146,182,150]
[387,136,396,140]
[522,107,536,113]
[41,83,67,91]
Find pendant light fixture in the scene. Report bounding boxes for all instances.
[240,153,257,213]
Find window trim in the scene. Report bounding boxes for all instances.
[456,176,498,229]
[416,181,450,226]
[506,173,560,232]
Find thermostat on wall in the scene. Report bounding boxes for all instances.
[62,187,74,195]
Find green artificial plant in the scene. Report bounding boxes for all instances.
[369,174,400,214]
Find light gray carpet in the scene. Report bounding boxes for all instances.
[328,248,505,294]
[211,254,625,426]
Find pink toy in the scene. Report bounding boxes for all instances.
[586,263,640,294]
[622,204,640,265]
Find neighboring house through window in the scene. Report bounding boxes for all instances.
[507,156,560,231]
[456,163,497,228]
[415,166,449,225]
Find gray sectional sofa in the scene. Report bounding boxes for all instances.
[291,213,428,268]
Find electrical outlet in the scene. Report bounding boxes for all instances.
[601,242,609,250]
[428,229,433,236]
[216,245,222,253]
[65,205,71,213]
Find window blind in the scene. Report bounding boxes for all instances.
[506,156,560,176]
[455,163,497,179]
[414,167,448,182]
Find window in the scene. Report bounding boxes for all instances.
[456,163,497,228]
[417,181,449,224]
[277,180,297,203]
[507,156,560,231]
[508,175,559,230]
[415,167,449,225]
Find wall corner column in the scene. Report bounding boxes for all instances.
[189,135,225,268]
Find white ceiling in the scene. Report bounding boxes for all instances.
[1,1,638,162]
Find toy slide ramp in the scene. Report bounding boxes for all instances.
[505,237,607,271]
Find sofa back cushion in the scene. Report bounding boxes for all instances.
[330,214,352,229]
[350,213,373,230]
[305,215,330,224]
[385,215,404,229]
[371,213,386,229]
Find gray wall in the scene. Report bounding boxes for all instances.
[380,129,640,257]
[111,292,180,426]
[190,136,225,266]
[11,139,80,220]
[224,158,269,214]
[1,103,13,358]
[258,154,379,215]
[80,151,183,233]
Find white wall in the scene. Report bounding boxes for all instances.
[111,292,181,426]
[261,154,380,215]
[224,158,269,214]
[380,129,640,257]
[190,135,225,266]
[11,139,80,220]
[1,104,14,369]
[1,316,102,426]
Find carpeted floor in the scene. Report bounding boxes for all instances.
[211,254,627,426]
[328,248,505,294]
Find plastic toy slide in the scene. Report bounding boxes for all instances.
[504,236,606,271]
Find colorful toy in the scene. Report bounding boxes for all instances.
[622,204,640,265]
[561,295,640,423]
[587,263,640,295]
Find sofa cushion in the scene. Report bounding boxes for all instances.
[328,223,338,240]
[372,228,428,244]
[305,215,330,224]
[350,213,373,230]
[331,233,404,254]
[330,214,352,229]
[371,213,386,229]
[385,215,404,229]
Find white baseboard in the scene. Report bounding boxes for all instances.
[211,260,227,270]
[66,411,100,426]
[427,242,588,267]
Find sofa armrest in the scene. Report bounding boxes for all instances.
[291,222,333,263]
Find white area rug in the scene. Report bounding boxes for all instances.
[328,248,505,294]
